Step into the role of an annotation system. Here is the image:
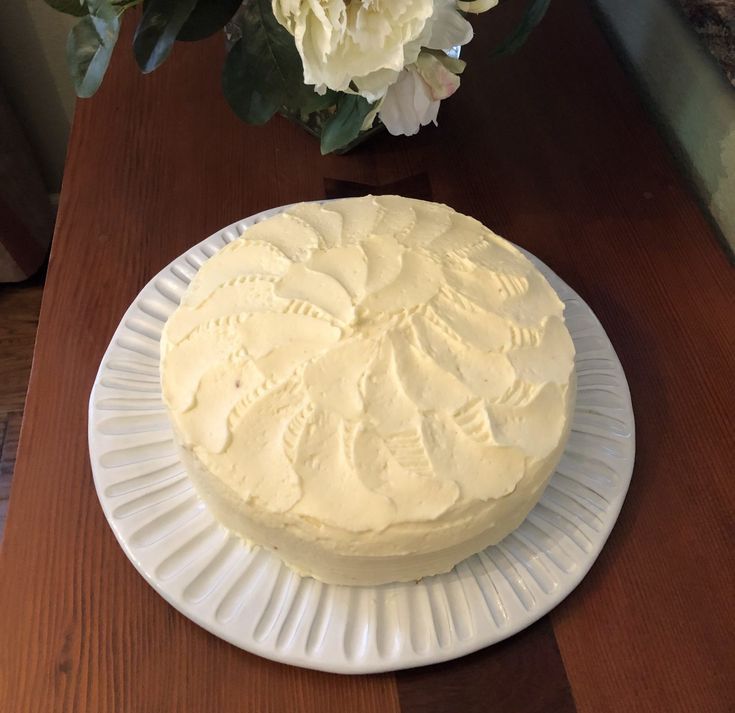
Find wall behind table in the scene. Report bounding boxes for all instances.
[575,0,735,251]
[0,0,75,193]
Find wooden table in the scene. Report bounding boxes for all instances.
[1,1,733,711]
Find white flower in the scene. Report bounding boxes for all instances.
[272,0,473,102]
[378,69,438,136]
[377,51,465,136]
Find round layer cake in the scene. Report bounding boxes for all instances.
[160,196,576,585]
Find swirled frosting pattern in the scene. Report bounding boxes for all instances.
[161,196,576,584]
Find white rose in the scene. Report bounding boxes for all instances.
[272,0,473,102]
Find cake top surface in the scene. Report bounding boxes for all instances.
[161,196,575,534]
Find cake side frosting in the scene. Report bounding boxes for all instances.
[160,196,576,583]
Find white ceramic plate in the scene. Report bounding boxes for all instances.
[88,203,634,674]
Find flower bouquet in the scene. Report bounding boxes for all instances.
[50,0,550,153]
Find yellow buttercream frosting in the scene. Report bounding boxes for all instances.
[161,196,576,585]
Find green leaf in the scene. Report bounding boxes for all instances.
[320,94,374,155]
[494,0,551,56]
[43,0,88,17]
[177,0,242,41]
[66,12,120,97]
[290,87,339,115]
[222,0,308,125]
[222,38,278,124]
[133,0,197,73]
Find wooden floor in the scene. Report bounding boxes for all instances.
[0,275,44,541]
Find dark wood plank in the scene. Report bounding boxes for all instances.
[396,617,575,713]
[324,174,433,201]
[0,411,21,499]
[0,414,7,539]
[0,500,7,550]
[0,280,43,413]
[0,417,6,477]
[0,0,733,711]
[0,278,42,542]
[0,416,14,541]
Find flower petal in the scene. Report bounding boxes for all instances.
[379,68,440,136]
[416,51,461,101]
[425,0,473,50]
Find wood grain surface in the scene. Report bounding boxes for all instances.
[1,1,733,711]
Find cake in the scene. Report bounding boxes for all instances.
[160,196,576,585]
